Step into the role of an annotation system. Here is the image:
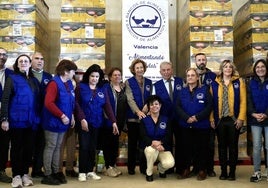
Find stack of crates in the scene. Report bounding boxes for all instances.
[233,0,268,76]
[60,0,106,71]
[0,0,49,67]
[178,0,233,73]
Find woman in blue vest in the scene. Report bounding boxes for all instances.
[75,64,117,182]
[140,95,174,182]
[247,59,268,182]
[102,67,127,177]
[210,60,246,181]
[41,59,77,185]
[125,59,152,175]
[176,68,213,181]
[0,54,40,188]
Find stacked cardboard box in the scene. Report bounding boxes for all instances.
[178,0,233,73]
[0,0,49,67]
[234,0,268,76]
[60,0,106,71]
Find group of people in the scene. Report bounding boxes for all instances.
[0,46,267,187]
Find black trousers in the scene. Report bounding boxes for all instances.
[178,127,210,172]
[10,128,34,177]
[78,127,99,173]
[102,127,119,168]
[0,129,10,171]
[216,117,240,173]
[127,122,146,173]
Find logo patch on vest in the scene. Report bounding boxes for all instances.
[146,85,151,92]
[266,84,268,90]
[159,122,166,129]
[175,84,182,91]
[98,92,105,98]
[196,93,204,99]
[206,78,212,85]
[44,79,50,85]
[234,83,239,89]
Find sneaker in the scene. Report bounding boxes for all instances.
[250,171,261,182]
[41,175,60,185]
[0,170,12,183]
[113,167,122,176]
[22,174,33,186]
[105,167,118,177]
[11,175,23,188]
[78,173,87,182]
[87,172,101,180]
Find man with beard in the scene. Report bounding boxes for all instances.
[191,53,216,177]
[0,47,13,183]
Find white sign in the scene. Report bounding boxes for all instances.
[122,0,169,82]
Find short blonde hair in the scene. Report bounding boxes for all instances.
[218,60,239,77]
[129,59,147,75]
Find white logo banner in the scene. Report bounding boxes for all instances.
[122,0,170,82]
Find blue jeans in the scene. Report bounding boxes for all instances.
[251,125,268,172]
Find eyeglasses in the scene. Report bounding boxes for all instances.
[0,53,7,57]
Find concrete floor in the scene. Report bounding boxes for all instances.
[0,166,268,188]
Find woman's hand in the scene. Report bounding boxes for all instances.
[1,121,9,131]
[61,114,70,125]
[112,123,119,135]
[81,119,89,132]
[234,119,243,129]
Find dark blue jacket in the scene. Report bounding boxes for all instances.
[140,115,172,151]
[8,74,40,129]
[247,77,268,126]
[201,69,216,86]
[154,77,183,118]
[176,85,212,129]
[42,76,75,132]
[79,83,106,128]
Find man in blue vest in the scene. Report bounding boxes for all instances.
[152,61,184,174]
[0,47,13,183]
[31,52,52,178]
[194,53,217,177]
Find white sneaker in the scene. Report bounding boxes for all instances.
[113,167,122,176]
[22,174,33,186]
[11,175,23,188]
[78,173,87,182]
[250,171,262,182]
[87,172,101,180]
[105,167,118,177]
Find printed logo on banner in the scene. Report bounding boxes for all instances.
[125,1,166,41]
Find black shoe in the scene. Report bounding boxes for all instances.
[31,171,45,178]
[0,170,12,183]
[146,174,153,182]
[41,175,61,185]
[159,172,166,178]
[53,172,67,184]
[219,173,228,180]
[128,170,135,175]
[207,170,216,177]
[188,169,198,177]
[65,170,78,177]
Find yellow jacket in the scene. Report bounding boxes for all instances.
[210,75,247,122]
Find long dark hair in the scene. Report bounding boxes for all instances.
[81,64,105,87]
[253,59,268,79]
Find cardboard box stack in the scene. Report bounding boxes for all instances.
[178,0,233,73]
[0,0,49,67]
[60,0,106,71]
[233,0,268,76]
